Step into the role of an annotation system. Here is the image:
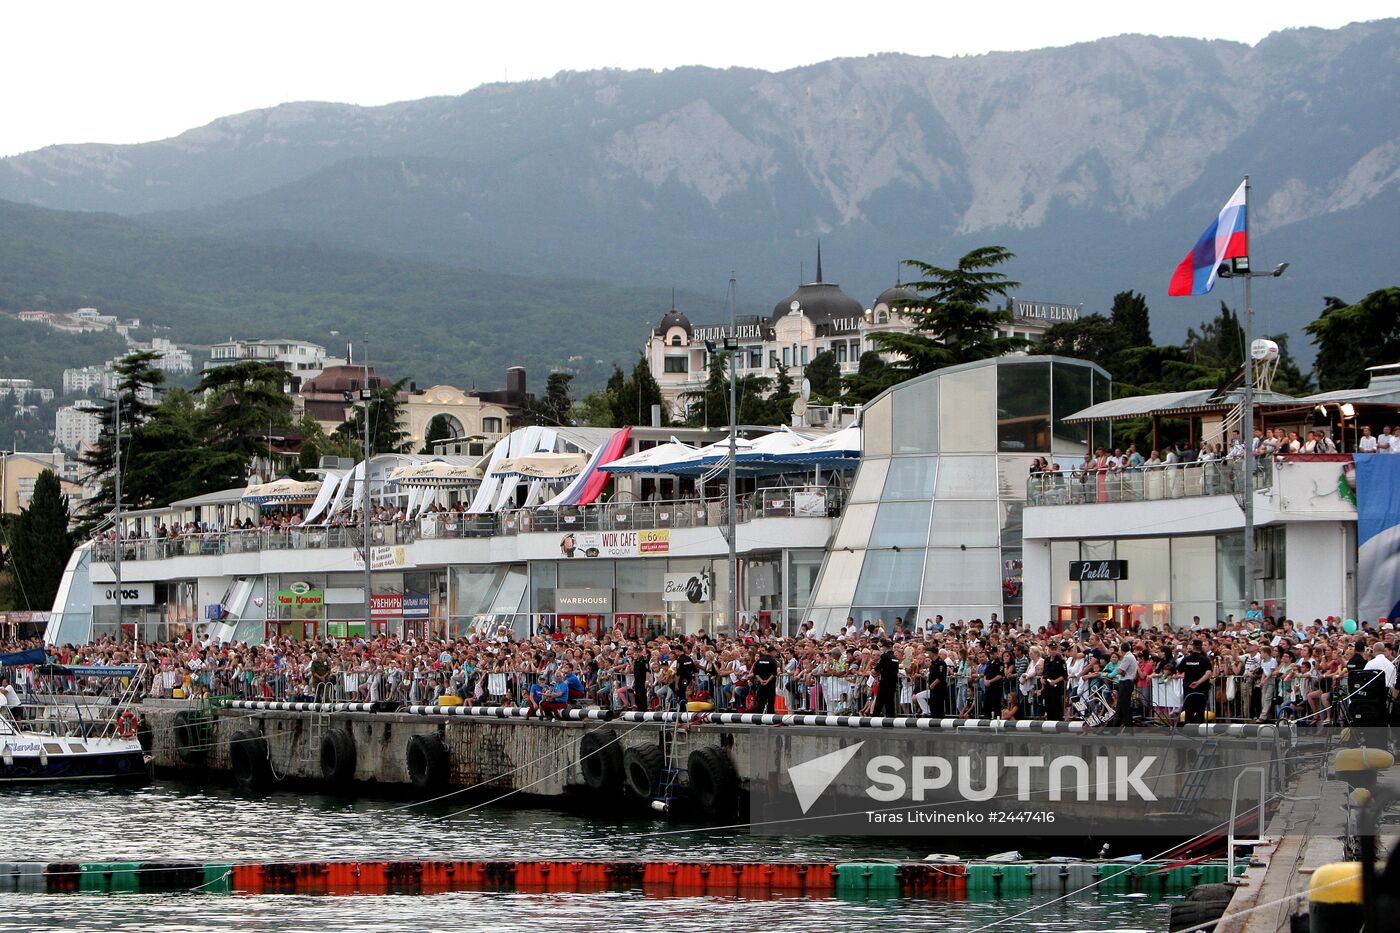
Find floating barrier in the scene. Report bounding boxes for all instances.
[1,859,1245,897]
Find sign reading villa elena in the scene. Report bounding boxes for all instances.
[1069,560,1129,581]
[1010,298,1081,323]
[690,322,766,345]
[559,530,669,559]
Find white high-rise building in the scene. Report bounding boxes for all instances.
[63,365,107,396]
[55,400,104,452]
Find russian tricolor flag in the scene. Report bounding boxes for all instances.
[1168,179,1248,296]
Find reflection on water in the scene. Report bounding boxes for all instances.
[0,782,1171,932]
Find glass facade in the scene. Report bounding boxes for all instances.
[806,356,1107,630]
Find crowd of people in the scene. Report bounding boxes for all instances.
[5,611,1396,728]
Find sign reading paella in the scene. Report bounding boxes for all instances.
[559,529,670,558]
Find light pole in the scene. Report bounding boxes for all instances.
[360,342,373,637]
[725,272,739,637]
[114,390,125,646]
[1217,202,1288,616]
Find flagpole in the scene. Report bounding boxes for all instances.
[1240,174,1256,618]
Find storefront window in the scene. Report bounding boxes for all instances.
[1078,540,1116,604]
[1114,538,1170,606]
[617,560,664,615]
[1216,532,1246,620]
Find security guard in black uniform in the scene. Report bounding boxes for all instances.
[1181,639,1213,724]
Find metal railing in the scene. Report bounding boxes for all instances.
[91,487,844,561]
[493,486,843,536]
[91,523,419,563]
[1026,458,1274,506]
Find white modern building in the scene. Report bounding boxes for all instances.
[0,379,55,404]
[205,339,346,389]
[55,399,105,452]
[146,337,194,375]
[63,365,106,396]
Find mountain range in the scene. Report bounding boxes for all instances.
[2,19,1398,382]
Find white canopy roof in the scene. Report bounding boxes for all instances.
[771,424,862,464]
[388,460,482,488]
[599,438,700,474]
[241,477,322,505]
[491,452,589,480]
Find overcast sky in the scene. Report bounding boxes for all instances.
[1,0,1393,157]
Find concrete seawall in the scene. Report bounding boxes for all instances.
[138,700,1284,836]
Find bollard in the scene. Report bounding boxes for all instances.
[1307,862,1363,933]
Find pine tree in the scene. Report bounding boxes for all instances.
[5,470,74,611]
[1109,291,1153,347]
[77,350,166,531]
[196,360,294,468]
[870,246,1025,375]
[336,379,411,454]
[804,350,841,401]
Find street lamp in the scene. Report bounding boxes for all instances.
[1216,256,1288,613]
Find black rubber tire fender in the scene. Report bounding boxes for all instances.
[136,715,154,754]
[172,710,205,763]
[319,727,357,783]
[1184,883,1235,903]
[578,730,624,792]
[406,734,450,792]
[228,729,273,790]
[1169,900,1229,932]
[686,746,739,814]
[622,743,666,799]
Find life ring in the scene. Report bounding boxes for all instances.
[622,743,665,799]
[578,730,623,793]
[115,710,140,739]
[319,727,357,784]
[686,746,739,815]
[406,734,450,793]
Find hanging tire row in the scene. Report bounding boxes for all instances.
[175,711,740,816]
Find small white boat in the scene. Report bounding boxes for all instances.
[1,654,151,784]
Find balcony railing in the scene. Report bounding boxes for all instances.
[91,487,844,561]
[1026,458,1274,507]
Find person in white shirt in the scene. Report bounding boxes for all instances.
[1379,427,1395,453]
[1112,641,1139,726]
[1358,427,1378,453]
[1,676,21,711]
[1363,642,1396,690]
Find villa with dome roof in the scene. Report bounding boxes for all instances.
[645,248,1078,423]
